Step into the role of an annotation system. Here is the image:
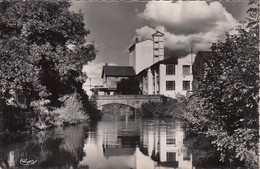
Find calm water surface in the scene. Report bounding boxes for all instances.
[0,115,193,169]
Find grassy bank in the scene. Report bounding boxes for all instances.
[0,92,101,136]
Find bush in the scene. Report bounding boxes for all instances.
[137,102,161,118]
[2,105,36,132]
[137,98,184,118]
[53,93,89,125]
[0,92,100,133]
[82,99,102,121]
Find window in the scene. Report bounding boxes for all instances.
[159,49,163,55]
[166,138,176,145]
[166,81,175,90]
[183,81,190,91]
[166,129,176,145]
[166,65,175,75]
[154,42,159,48]
[167,152,176,162]
[159,42,163,48]
[154,49,159,55]
[183,65,190,75]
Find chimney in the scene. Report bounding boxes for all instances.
[135,37,139,43]
[105,63,108,66]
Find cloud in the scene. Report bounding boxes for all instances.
[135,1,239,53]
[139,1,237,35]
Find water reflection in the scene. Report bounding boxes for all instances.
[139,120,192,169]
[79,117,192,169]
[0,125,89,169]
[0,115,192,169]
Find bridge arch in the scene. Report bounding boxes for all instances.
[92,95,164,111]
[97,103,136,110]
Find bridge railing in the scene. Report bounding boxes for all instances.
[93,94,164,99]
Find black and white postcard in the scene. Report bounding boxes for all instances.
[0,1,258,169]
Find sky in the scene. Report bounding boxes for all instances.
[70,1,248,92]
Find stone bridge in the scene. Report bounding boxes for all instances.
[91,95,165,110]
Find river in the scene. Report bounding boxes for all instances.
[0,114,199,169]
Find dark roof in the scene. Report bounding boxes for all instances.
[102,66,136,78]
[137,56,178,76]
[156,55,178,65]
[152,30,164,36]
[149,56,178,70]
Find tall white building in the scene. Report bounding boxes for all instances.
[129,31,164,74]
[129,31,195,98]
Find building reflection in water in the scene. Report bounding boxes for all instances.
[79,117,192,169]
[0,115,192,169]
[138,120,192,169]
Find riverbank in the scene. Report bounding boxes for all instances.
[137,95,258,168]
[0,93,101,138]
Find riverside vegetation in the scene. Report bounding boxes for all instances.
[138,2,259,168]
[0,1,101,135]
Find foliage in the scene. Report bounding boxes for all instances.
[137,101,161,118]
[0,0,100,132]
[183,2,259,168]
[53,93,89,125]
[137,98,184,118]
[116,77,141,94]
[0,0,96,107]
[2,105,35,132]
[184,134,229,168]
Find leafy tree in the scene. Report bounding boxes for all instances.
[0,1,96,108]
[184,2,259,168]
[0,1,102,130]
[116,77,141,94]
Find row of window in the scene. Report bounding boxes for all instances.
[166,81,190,91]
[154,42,163,49]
[166,65,191,75]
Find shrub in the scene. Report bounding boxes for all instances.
[137,98,184,118]
[137,101,161,118]
[2,105,35,132]
[53,93,89,125]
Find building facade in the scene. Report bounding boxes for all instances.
[129,30,196,98]
[137,54,195,98]
[102,64,136,88]
[91,64,136,95]
[129,31,165,74]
